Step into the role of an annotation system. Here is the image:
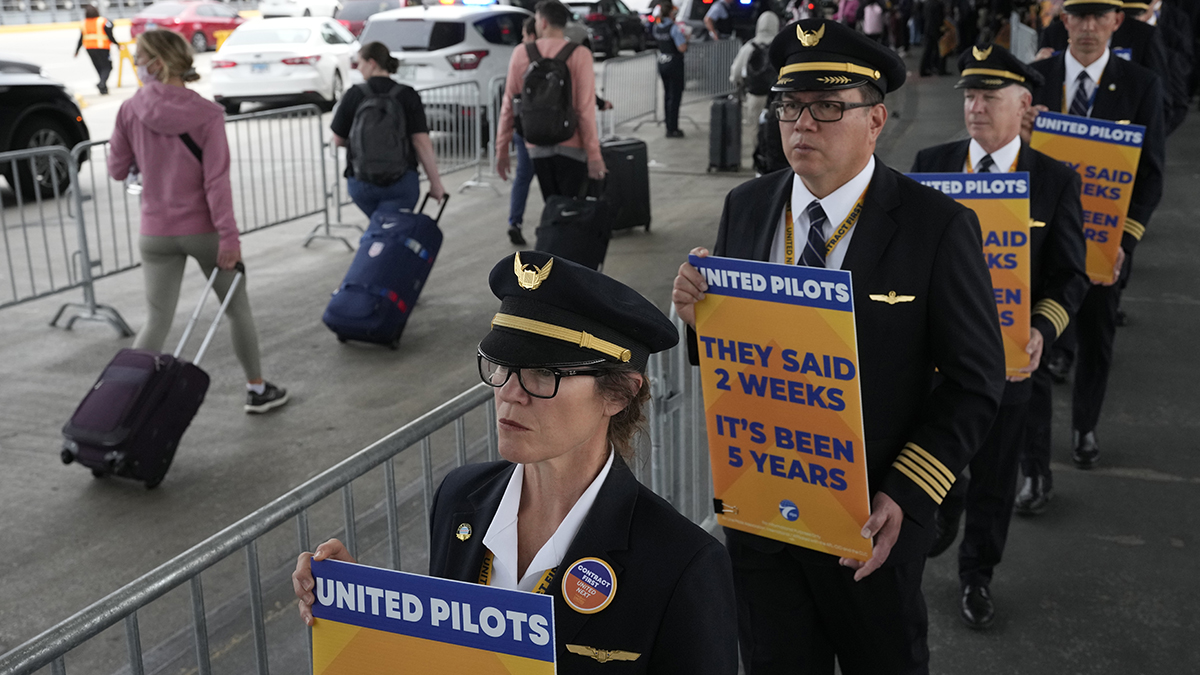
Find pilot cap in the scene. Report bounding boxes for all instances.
[956,43,1045,91]
[769,18,907,95]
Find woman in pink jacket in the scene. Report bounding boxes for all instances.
[108,29,288,414]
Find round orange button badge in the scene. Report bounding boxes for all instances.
[562,557,617,614]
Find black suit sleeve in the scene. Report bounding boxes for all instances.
[644,540,739,675]
[1031,170,1088,344]
[880,209,1004,526]
[910,148,932,173]
[1124,72,1165,252]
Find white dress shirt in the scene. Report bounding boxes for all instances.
[967,134,1021,173]
[480,451,614,592]
[1064,47,1110,116]
[769,155,875,271]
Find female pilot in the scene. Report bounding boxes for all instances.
[293,252,738,673]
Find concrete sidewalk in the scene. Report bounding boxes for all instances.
[1,61,1197,674]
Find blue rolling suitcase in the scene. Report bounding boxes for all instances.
[323,196,447,349]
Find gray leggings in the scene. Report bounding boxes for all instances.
[133,233,262,382]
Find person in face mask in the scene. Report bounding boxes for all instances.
[107,29,290,415]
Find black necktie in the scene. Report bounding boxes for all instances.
[799,200,828,268]
[976,154,995,173]
[1070,71,1092,117]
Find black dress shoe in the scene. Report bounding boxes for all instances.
[1014,474,1053,516]
[927,509,960,558]
[507,226,526,246]
[1046,351,1072,384]
[960,584,995,629]
[1073,430,1100,469]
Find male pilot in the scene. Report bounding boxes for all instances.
[673,19,1004,674]
[912,44,1089,629]
[1017,0,1164,514]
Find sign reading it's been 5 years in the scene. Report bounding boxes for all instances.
[1030,111,1144,284]
[310,559,555,675]
[690,254,871,561]
[910,172,1032,379]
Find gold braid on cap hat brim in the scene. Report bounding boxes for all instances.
[779,62,882,80]
[1062,0,1124,7]
[491,313,632,362]
[960,68,1026,82]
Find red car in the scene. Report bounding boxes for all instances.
[130,1,247,53]
[334,0,403,37]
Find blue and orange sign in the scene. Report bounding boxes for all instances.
[311,559,556,675]
[910,172,1032,378]
[561,557,617,614]
[691,254,872,561]
[1030,111,1144,283]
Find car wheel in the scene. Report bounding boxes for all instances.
[5,117,74,200]
[325,71,343,112]
[191,31,208,52]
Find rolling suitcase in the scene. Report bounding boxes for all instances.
[60,263,246,489]
[708,95,741,172]
[323,195,447,349]
[535,181,612,270]
[600,137,651,232]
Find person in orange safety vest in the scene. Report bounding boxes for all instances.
[74,4,118,94]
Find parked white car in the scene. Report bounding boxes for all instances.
[211,17,359,115]
[258,0,342,19]
[354,5,530,92]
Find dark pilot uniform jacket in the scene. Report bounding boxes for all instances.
[429,455,740,674]
[1030,52,1165,252]
[690,160,1006,564]
[912,140,1090,403]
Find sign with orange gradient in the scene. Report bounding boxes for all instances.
[311,560,555,675]
[690,254,871,561]
[910,172,1032,379]
[1031,111,1144,283]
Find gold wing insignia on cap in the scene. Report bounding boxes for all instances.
[818,75,852,84]
[797,23,825,47]
[566,645,642,663]
[972,45,993,61]
[514,252,553,291]
[869,291,916,304]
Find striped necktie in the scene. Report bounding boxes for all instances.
[799,200,828,268]
[975,154,995,173]
[1069,71,1092,117]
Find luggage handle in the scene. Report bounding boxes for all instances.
[173,262,245,367]
[418,193,449,225]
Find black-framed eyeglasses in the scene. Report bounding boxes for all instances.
[477,354,605,399]
[770,99,876,123]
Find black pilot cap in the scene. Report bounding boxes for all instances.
[769,18,906,95]
[479,251,678,372]
[956,43,1045,91]
[1062,0,1123,15]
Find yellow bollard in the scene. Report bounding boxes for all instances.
[116,41,142,88]
[214,30,232,50]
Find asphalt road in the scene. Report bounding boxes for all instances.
[0,46,1197,675]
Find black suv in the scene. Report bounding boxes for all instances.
[0,55,91,199]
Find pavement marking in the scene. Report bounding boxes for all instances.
[0,18,130,33]
[1123,293,1200,306]
[1050,461,1200,485]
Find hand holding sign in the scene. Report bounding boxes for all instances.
[838,491,903,581]
[672,247,711,329]
[294,538,357,627]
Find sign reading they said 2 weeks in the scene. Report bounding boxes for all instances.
[311,559,555,675]
[691,254,871,561]
[910,172,1032,379]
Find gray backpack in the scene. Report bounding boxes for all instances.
[349,83,409,186]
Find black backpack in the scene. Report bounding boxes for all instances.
[349,83,409,186]
[518,41,580,146]
[744,43,776,96]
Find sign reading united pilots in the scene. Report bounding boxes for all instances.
[910,172,1032,379]
[690,254,872,561]
[1030,111,1145,284]
[310,559,555,675]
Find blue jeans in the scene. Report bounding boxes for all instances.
[347,170,420,219]
[508,132,534,228]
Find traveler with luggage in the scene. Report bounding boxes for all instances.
[656,1,689,138]
[730,11,781,122]
[107,29,288,414]
[496,0,606,199]
[74,4,117,95]
[295,251,740,674]
[330,41,446,219]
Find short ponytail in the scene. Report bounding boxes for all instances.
[359,41,398,74]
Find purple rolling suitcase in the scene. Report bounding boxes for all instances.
[60,263,245,488]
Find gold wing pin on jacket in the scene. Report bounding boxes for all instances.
[566,644,642,663]
[868,291,916,305]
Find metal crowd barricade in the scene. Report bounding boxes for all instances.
[598,51,660,129]
[415,80,484,178]
[680,37,742,107]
